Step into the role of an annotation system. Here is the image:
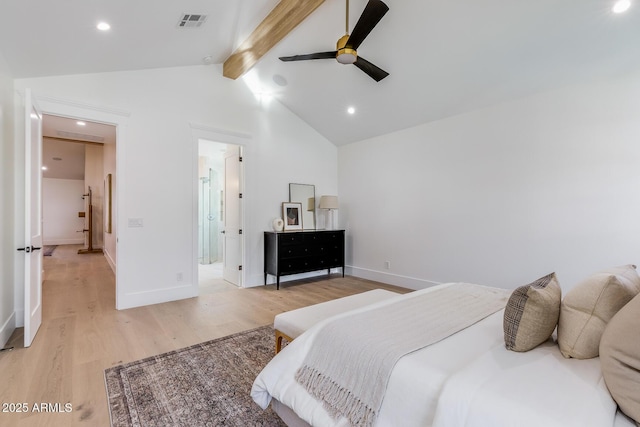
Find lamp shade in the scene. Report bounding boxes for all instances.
[319,195,339,210]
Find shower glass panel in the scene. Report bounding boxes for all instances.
[199,168,220,264]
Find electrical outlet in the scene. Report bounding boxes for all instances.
[385,261,391,269]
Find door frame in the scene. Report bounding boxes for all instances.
[190,122,250,290]
[33,95,129,308]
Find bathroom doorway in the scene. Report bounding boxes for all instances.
[197,139,242,292]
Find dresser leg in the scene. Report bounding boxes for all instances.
[277,276,280,290]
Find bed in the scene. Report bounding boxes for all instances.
[251,281,638,427]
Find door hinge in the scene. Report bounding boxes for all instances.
[238,265,243,271]
[239,193,243,198]
[239,156,243,162]
[239,229,243,234]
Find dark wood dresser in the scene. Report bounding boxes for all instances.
[264,230,345,289]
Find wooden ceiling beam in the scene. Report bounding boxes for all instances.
[223,0,326,80]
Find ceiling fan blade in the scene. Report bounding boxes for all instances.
[346,0,389,50]
[279,51,337,61]
[353,56,389,82]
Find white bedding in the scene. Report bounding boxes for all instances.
[251,283,632,427]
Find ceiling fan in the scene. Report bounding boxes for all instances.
[279,0,390,82]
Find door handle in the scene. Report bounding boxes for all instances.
[17,245,42,253]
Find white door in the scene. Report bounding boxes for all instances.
[22,89,44,347]
[222,146,243,286]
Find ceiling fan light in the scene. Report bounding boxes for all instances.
[337,49,357,64]
[336,34,357,64]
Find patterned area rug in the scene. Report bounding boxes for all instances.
[104,325,285,427]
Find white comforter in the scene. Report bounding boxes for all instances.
[252,283,632,427]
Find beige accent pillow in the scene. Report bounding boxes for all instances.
[558,264,640,359]
[600,293,640,425]
[503,272,561,352]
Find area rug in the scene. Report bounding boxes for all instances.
[43,245,57,256]
[104,325,285,427]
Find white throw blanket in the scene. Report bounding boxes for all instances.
[294,283,510,427]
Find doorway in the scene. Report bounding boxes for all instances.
[40,112,117,294]
[197,139,243,292]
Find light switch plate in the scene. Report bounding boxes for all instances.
[128,218,143,227]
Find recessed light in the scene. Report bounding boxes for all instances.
[613,0,631,13]
[41,166,48,171]
[347,106,356,115]
[77,121,86,126]
[97,22,111,31]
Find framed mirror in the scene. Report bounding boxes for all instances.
[289,183,315,230]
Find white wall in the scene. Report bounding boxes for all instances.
[14,64,337,310]
[340,70,640,292]
[0,51,14,347]
[42,178,85,245]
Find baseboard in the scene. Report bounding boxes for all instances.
[117,283,198,310]
[104,249,116,274]
[346,266,441,290]
[43,239,84,245]
[0,312,16,348]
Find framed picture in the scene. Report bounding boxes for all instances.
[282,202,303,231]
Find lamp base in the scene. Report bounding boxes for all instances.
[326,209,335,230]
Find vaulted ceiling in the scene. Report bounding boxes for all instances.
[2,0,639,146]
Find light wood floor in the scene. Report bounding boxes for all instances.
[0,245,410,427]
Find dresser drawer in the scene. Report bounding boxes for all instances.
[318,231,343,242]
[280,244,321,258]
[280,257,322,274]
[278,233,302,246]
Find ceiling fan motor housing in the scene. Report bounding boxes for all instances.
[336,34,357,64]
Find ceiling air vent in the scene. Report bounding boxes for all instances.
[178,14,207,28]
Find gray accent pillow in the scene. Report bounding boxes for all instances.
[558,264,640,359]
[600,293,640,425]
[504,272,561,352]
